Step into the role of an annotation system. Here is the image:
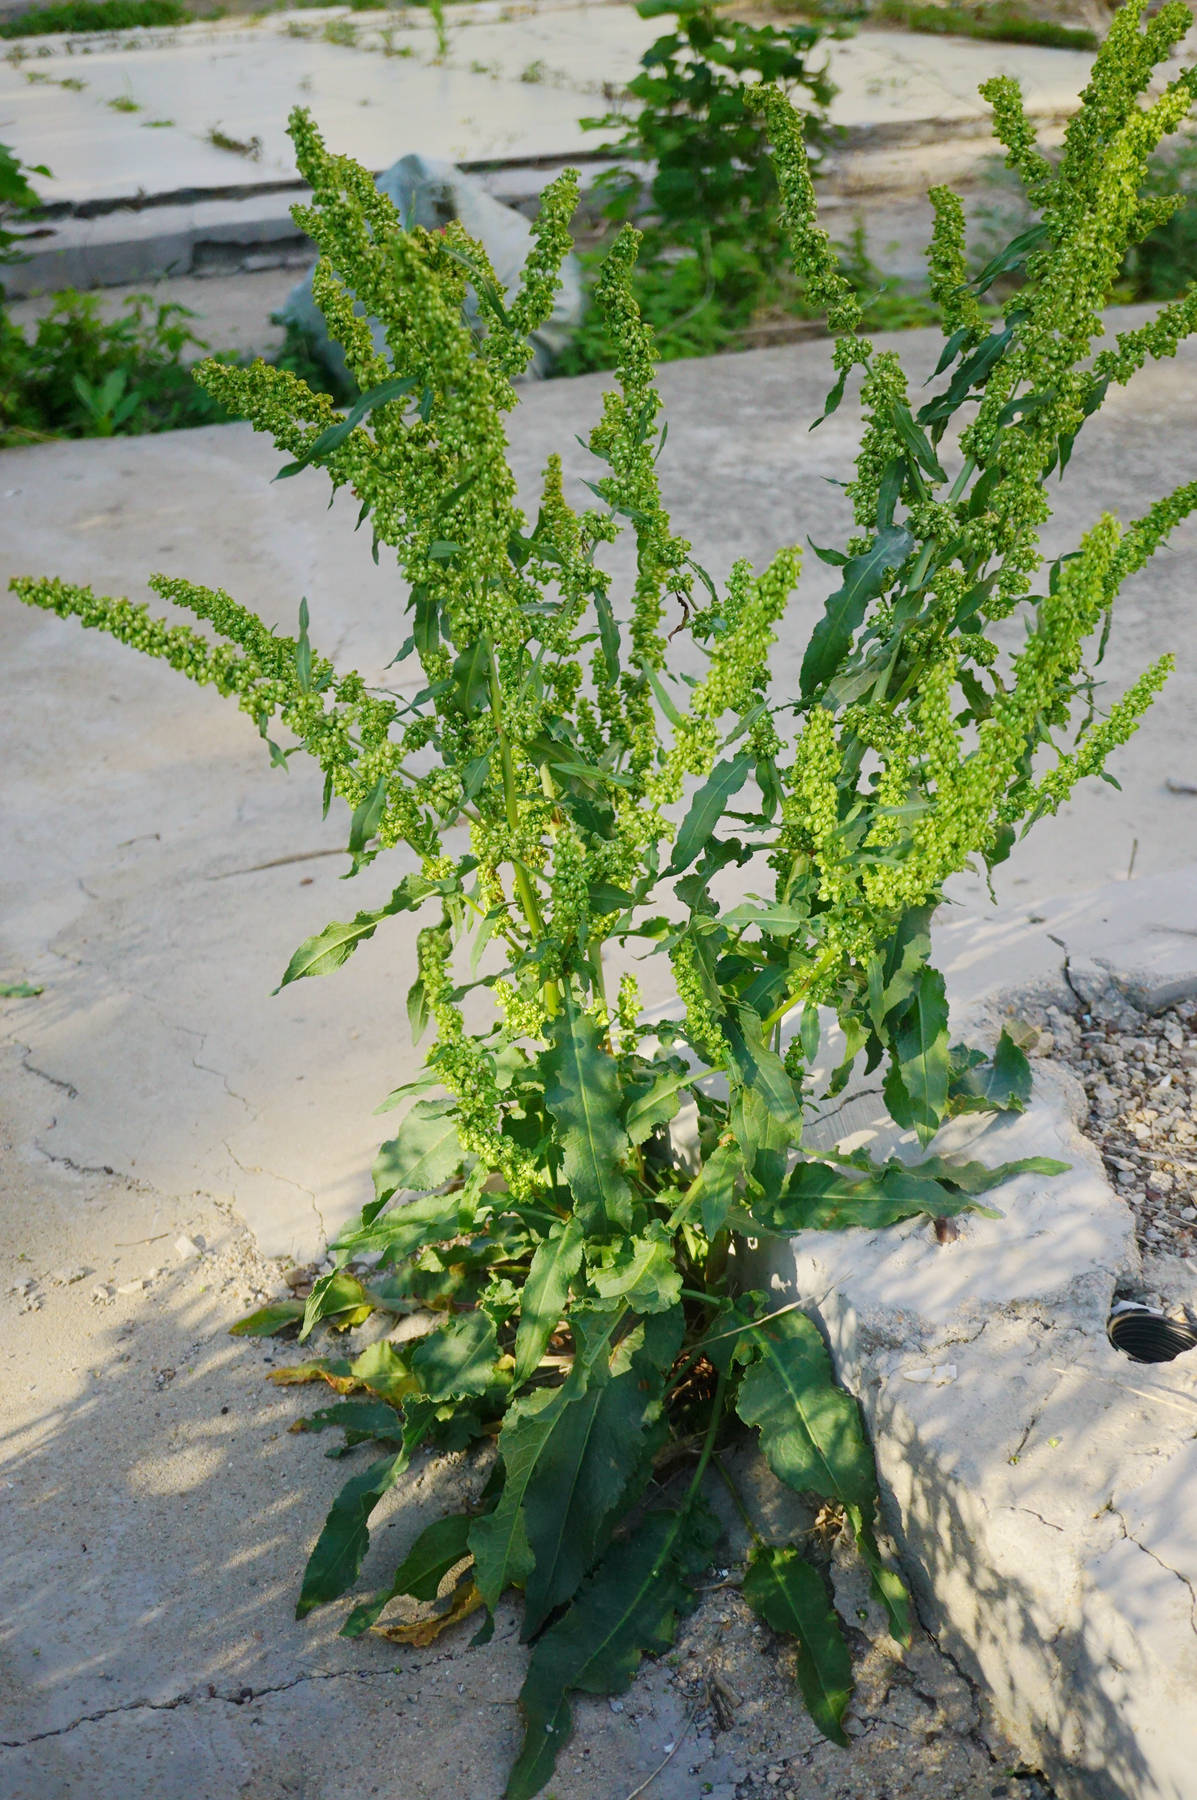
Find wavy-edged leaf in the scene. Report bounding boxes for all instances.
[229,1299,304,1337]
[948,1027,1032,1115]
[505,1505,718,1800]
[292,1396,403,1444]
[667,753,753,877]
[622,1066,694,1146]
[342,1510,474,1637]
[799,524,914,699]
[513,1216,585,1386]
[410,1312,497,1402]
[372,1096,464,1203]
[725,1006,803,1143]
[590,1229,682,1315]
[332,1186,472,1262]
[734,1310,876,1509]
[882,965,950,1147]
[469,1316,618,1613]
[274,871,444,991]
[299,1269,375,1342]
[742,1545,852,1746]
[296,1444,411,1617]
[541,1004,635,1233]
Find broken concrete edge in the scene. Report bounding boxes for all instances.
[765,956,1197,1800]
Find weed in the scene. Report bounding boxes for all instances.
[872,0,1098,49]
[322,15,357,46]
[205,124,263,158]
[107,91,140,111]
[0,0,191,35]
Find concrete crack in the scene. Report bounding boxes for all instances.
[224,1139,327,1243]
[1112,1506,1197,1635]
[0,1665,436,1750]
[16,1045,79,1099]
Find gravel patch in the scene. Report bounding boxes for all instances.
[1015,987,1197,1274]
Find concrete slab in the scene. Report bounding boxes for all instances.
[2,1,1177,210]
[3,303,1196,1260]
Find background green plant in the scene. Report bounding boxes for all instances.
[565,0,845,368]
[871,0,1098,50]
[9,5,1197,1795]
[0,0,193,35]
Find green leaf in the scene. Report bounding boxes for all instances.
[372,1097,464,1202]
[808,362,848,431]
[299,1269,376,1342]
[505,1505,718,1800]
[883,966,950,1147]
[964,220,1050,296]
[332,1186,471,1261]
[699,1140,745,1237]
[734,1310,877,1509]
[451,637,492,714]
[741,1545,852,1746]
[295,1445,410,1617]
[724,1006,803,1143]
[541,1004,635,1233]
[293,1396,404,1441]
[341,1512,474,1637]
[594,587,621,684]
[948,1027,1032,1114]
[590,1229,682,1315]
[721,898,808,938]
[295,596,312,693]
[846,1504,911,1648]
[469,1318,617,1612]
[888,403,946,483]
[410,1312,498,1402]
[229,1299,305,1338]
[275,374,419,479]
[622,1066,694,1146]
[0,980,43,998]
[274,871,442,990]
[667,754,753,876]
[347,775,387,861]
[799,524,914,699]
[513,1216,585,1386]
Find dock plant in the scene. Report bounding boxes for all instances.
[10,3,1197,1790]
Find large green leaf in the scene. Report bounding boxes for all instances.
[274,871,445,991]
[410,1312,498,1402]
[799,523,914,698]
[513,1216,585,1386]
[621,1066,694,1146]
[341,1511,474,1637]
[298,1268,375,1342]
[469,1317,620,1612]
[295,1444,411,1617]
[505,1506,718,1800]
[948,1027,1032,1115]
[883,966,950,1147]
[229,1299,304,1337]
[742,1545,852,1746]
[725,1006,804,1143]
[372,1097,465,1203]
[734,1310,876,1509]
[540,1004,635,1233]
[589,1229,682,1315]
[667,754,753,876]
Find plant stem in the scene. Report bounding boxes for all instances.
[486,640,560,1017]
[682,1360,728,1512]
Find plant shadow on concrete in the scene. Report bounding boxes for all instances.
[7,1,1197,1794]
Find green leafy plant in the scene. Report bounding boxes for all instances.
[10,5,1197,1793]
[872,0,1099,50]
[205,124,262,158]
[573,0,844,363]
[0,287,235,444]
[0,0,192,34]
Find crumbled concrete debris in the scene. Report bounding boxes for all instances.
[1017,990,1197,1263]
[49,1265,89,1286]
[173,1235,202,1260]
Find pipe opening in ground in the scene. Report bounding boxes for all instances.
[1107,1302,1197,1364]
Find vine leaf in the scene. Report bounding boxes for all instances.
[541,1004,635,1232]
[505,1505,718,1800]
[734,1310,877,1510]
[741,1545,853,1746]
